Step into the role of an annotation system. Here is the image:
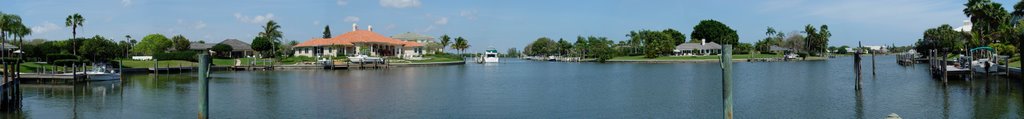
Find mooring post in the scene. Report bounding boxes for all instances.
[720,45,733,119]
[871,48,876,76]
[197,53,211,119]
[855,42,863,90]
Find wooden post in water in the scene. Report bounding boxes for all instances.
[197,53,211,119]
[871,47,877,76]
[855,42,863,90]
[720,45,733,119]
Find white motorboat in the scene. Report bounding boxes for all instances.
[971,58,999,73]
[478,49,499,63]
[61,66,120,81]
[347,55,383,63]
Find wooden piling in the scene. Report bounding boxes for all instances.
[197,53,211,119]
[871,48,876,76]
[855,42,863,90]
[720,45,733,119]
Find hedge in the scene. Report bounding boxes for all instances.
[154,51,199,62]
[46,54,78,62]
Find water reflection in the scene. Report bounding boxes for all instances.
[2,56,1023,118]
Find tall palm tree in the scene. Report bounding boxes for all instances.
[65,13,84,55]
[766,27,776,37]
[259,20,282,57]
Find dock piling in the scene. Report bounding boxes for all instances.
[197,53,210,119]
[855,42,863,90]
[720,45,733,119]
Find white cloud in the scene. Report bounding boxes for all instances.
[234,13,275,24]
[337,0,348,6]
[121,0,132,7]
[30,22,60,33]
[380,0,421,8]
[194,21,207,29]
[420,25,436,33]
[313,20,321,25]
[460,10,478,20]
[344,16,360,22]
[434,17,448,25]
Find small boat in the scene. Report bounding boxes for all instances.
[477,48,499,63]
[61,65,120,81]
[547,56,556,61]
[967,47,1001,73]
[347,55,383,63]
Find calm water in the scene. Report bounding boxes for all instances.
[3,55,1023,118]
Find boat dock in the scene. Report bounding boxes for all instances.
[1,73,22,111]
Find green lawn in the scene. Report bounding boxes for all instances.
[120,60,198,68]
[1012,61,1020,68]
[407,56,464,63]
[610,54,783,61]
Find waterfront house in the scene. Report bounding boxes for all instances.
[190,39,254,58]
[675,39,721,56]
[293,23,425,58]
[769,45,793,54]
[391,32,435,43]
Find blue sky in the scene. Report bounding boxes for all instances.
[1,0,1015,51]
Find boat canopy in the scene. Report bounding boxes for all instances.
[969,47,994,52]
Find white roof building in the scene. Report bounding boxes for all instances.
[955,20,972,32]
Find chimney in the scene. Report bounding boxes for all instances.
[368,25,373,32]
[352,23,358,31]
[701,39,706,45]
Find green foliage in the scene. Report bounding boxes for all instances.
[586,36,614,62]
[629,30,674,58]
[915,24,965,55]
[65,13,84,38]
[45,54,77,63]
[439,34,451,51]
[505,48,520,57]
[525,37,557,56]
[662,28,687,46]
[211,43,233,58]
[557,38,572,55]
[78,35,120,61]
[989,43,1017,56]
[323,25,332,38]
[154,51,199,62]
[171,35,191,51]
[133,34,172,55]
[691,19,739,45]
[452,37,470,53]
[251,36,273,52]
[965,0,1011,44]
[53,59,86,66]
[735,43,753,54]
[838,46,850,54]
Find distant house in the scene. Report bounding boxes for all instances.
[675,39,721,56]
[769,45,793,53]
[218,39,254,58]
[188,40,253,58]
[391,32,436,43]
[293,24,424,58]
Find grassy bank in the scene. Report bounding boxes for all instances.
[120,60,198,68]
[609,54,783,61]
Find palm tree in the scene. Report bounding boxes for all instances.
[439,34,450,53]
[766,27,776,37]
[65,13,84,56]
[259,20,282,57]
[453,37,469,54]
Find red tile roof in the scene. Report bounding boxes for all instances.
[294,30,422,47]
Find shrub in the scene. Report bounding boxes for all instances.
[53,59,87,66]
[154,51,199,62]
[46,54,78,63]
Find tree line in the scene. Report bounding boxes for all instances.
[915,0,1021,57]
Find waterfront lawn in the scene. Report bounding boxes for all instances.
[408,56,463,63]
[212,59,236,66]
[1012,61,1020,68]
[18,62,96,72]
[120,60,197,68]
[609,54,783,61]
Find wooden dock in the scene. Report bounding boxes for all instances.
[1,74,22,111]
